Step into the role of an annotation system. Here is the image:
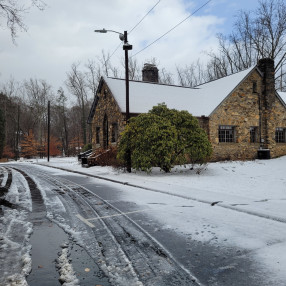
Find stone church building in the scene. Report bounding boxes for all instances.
[87,59,286,161]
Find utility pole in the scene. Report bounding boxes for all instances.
[47,100,50,162]
[94,28,133,172]
[16,105,20,161]
[123,31,132,173]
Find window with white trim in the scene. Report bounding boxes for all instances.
[219,125,235,143]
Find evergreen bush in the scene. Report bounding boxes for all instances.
[118,104,212,172]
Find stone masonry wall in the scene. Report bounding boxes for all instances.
[208,66,286,161]
[91,81,125,149]
[266,97,286,157]
[209,69,263,161]
[91,62,286,161]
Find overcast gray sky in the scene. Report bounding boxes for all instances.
[0,0,260,96]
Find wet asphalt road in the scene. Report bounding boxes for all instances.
[1,164,269,285]
[58,172,265,286]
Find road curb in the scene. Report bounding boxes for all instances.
[34,163,286,225]
[34,163,155,191]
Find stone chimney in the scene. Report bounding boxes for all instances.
[142,63,159,83]
[258,58,275,108]
[257,58,275,148]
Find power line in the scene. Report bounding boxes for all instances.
[131,0,212,58]
[105,0,161,64]
[106,42,122,63]
[129,0,161,34]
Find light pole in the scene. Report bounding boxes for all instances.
[47,100,50,162]
[94,28,132,172]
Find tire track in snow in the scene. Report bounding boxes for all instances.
[34,163,286,225]
[16,165,201,286]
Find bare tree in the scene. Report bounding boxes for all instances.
[0,79,22,155]
[127,57,141,80]
[22,78,53,149]
[53,88,69,156]
[176,60,207,87]
[66,63,89,145]
[96,50,119,78]
[0,0,46,42]
[206,0,286,89]
[159,68,174,85]
[85,60,101,98]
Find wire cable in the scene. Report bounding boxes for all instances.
[129,0,161,35]
[132,0,212,58]
[105,0,161,64]
[106,42,123,63]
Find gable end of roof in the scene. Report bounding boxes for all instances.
[87,76,105,124]
[209,66,260,117]
[276,91,286,109]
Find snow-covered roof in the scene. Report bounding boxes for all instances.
[104,65,256,117]
[277,91,286,105]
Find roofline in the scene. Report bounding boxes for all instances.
[105,76,199,90]
[87,76,104,124]
[89,66,262,122]
[195,65,259,88]
[275,90,286,109]
[208,66,259,117]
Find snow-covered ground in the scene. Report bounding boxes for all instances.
[36,156,286,284]
[0,168,33,286]
[1,156,286,285]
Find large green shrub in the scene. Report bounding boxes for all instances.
[118,113,177,173]
[150,104,212,166]
[118,104,212,172]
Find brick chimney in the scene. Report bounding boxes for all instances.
[142,63,159,83]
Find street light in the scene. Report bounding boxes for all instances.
[94,28,132,172]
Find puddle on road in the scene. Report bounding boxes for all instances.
[22,167,111,286]
[27,220,66,286]
[68,243,111,286]
[27,218,111,286]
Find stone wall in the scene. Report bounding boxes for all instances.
[91,81,125,149]
[208,68,263,161]
[266,96,286,157]
[91,60,286,161]
[207,62,286,161]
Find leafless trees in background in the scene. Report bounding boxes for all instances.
[1,0,286,159]
[176,0,286,90]
[23,78,53,147]
[204,0,286,89]
[0,0,46,42]
[66,63,89,145]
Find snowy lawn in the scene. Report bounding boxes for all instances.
[34,156,286,220]
[3,156,286,284]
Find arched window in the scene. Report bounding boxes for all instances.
[111,123,118,143]
[103,114,109,149]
